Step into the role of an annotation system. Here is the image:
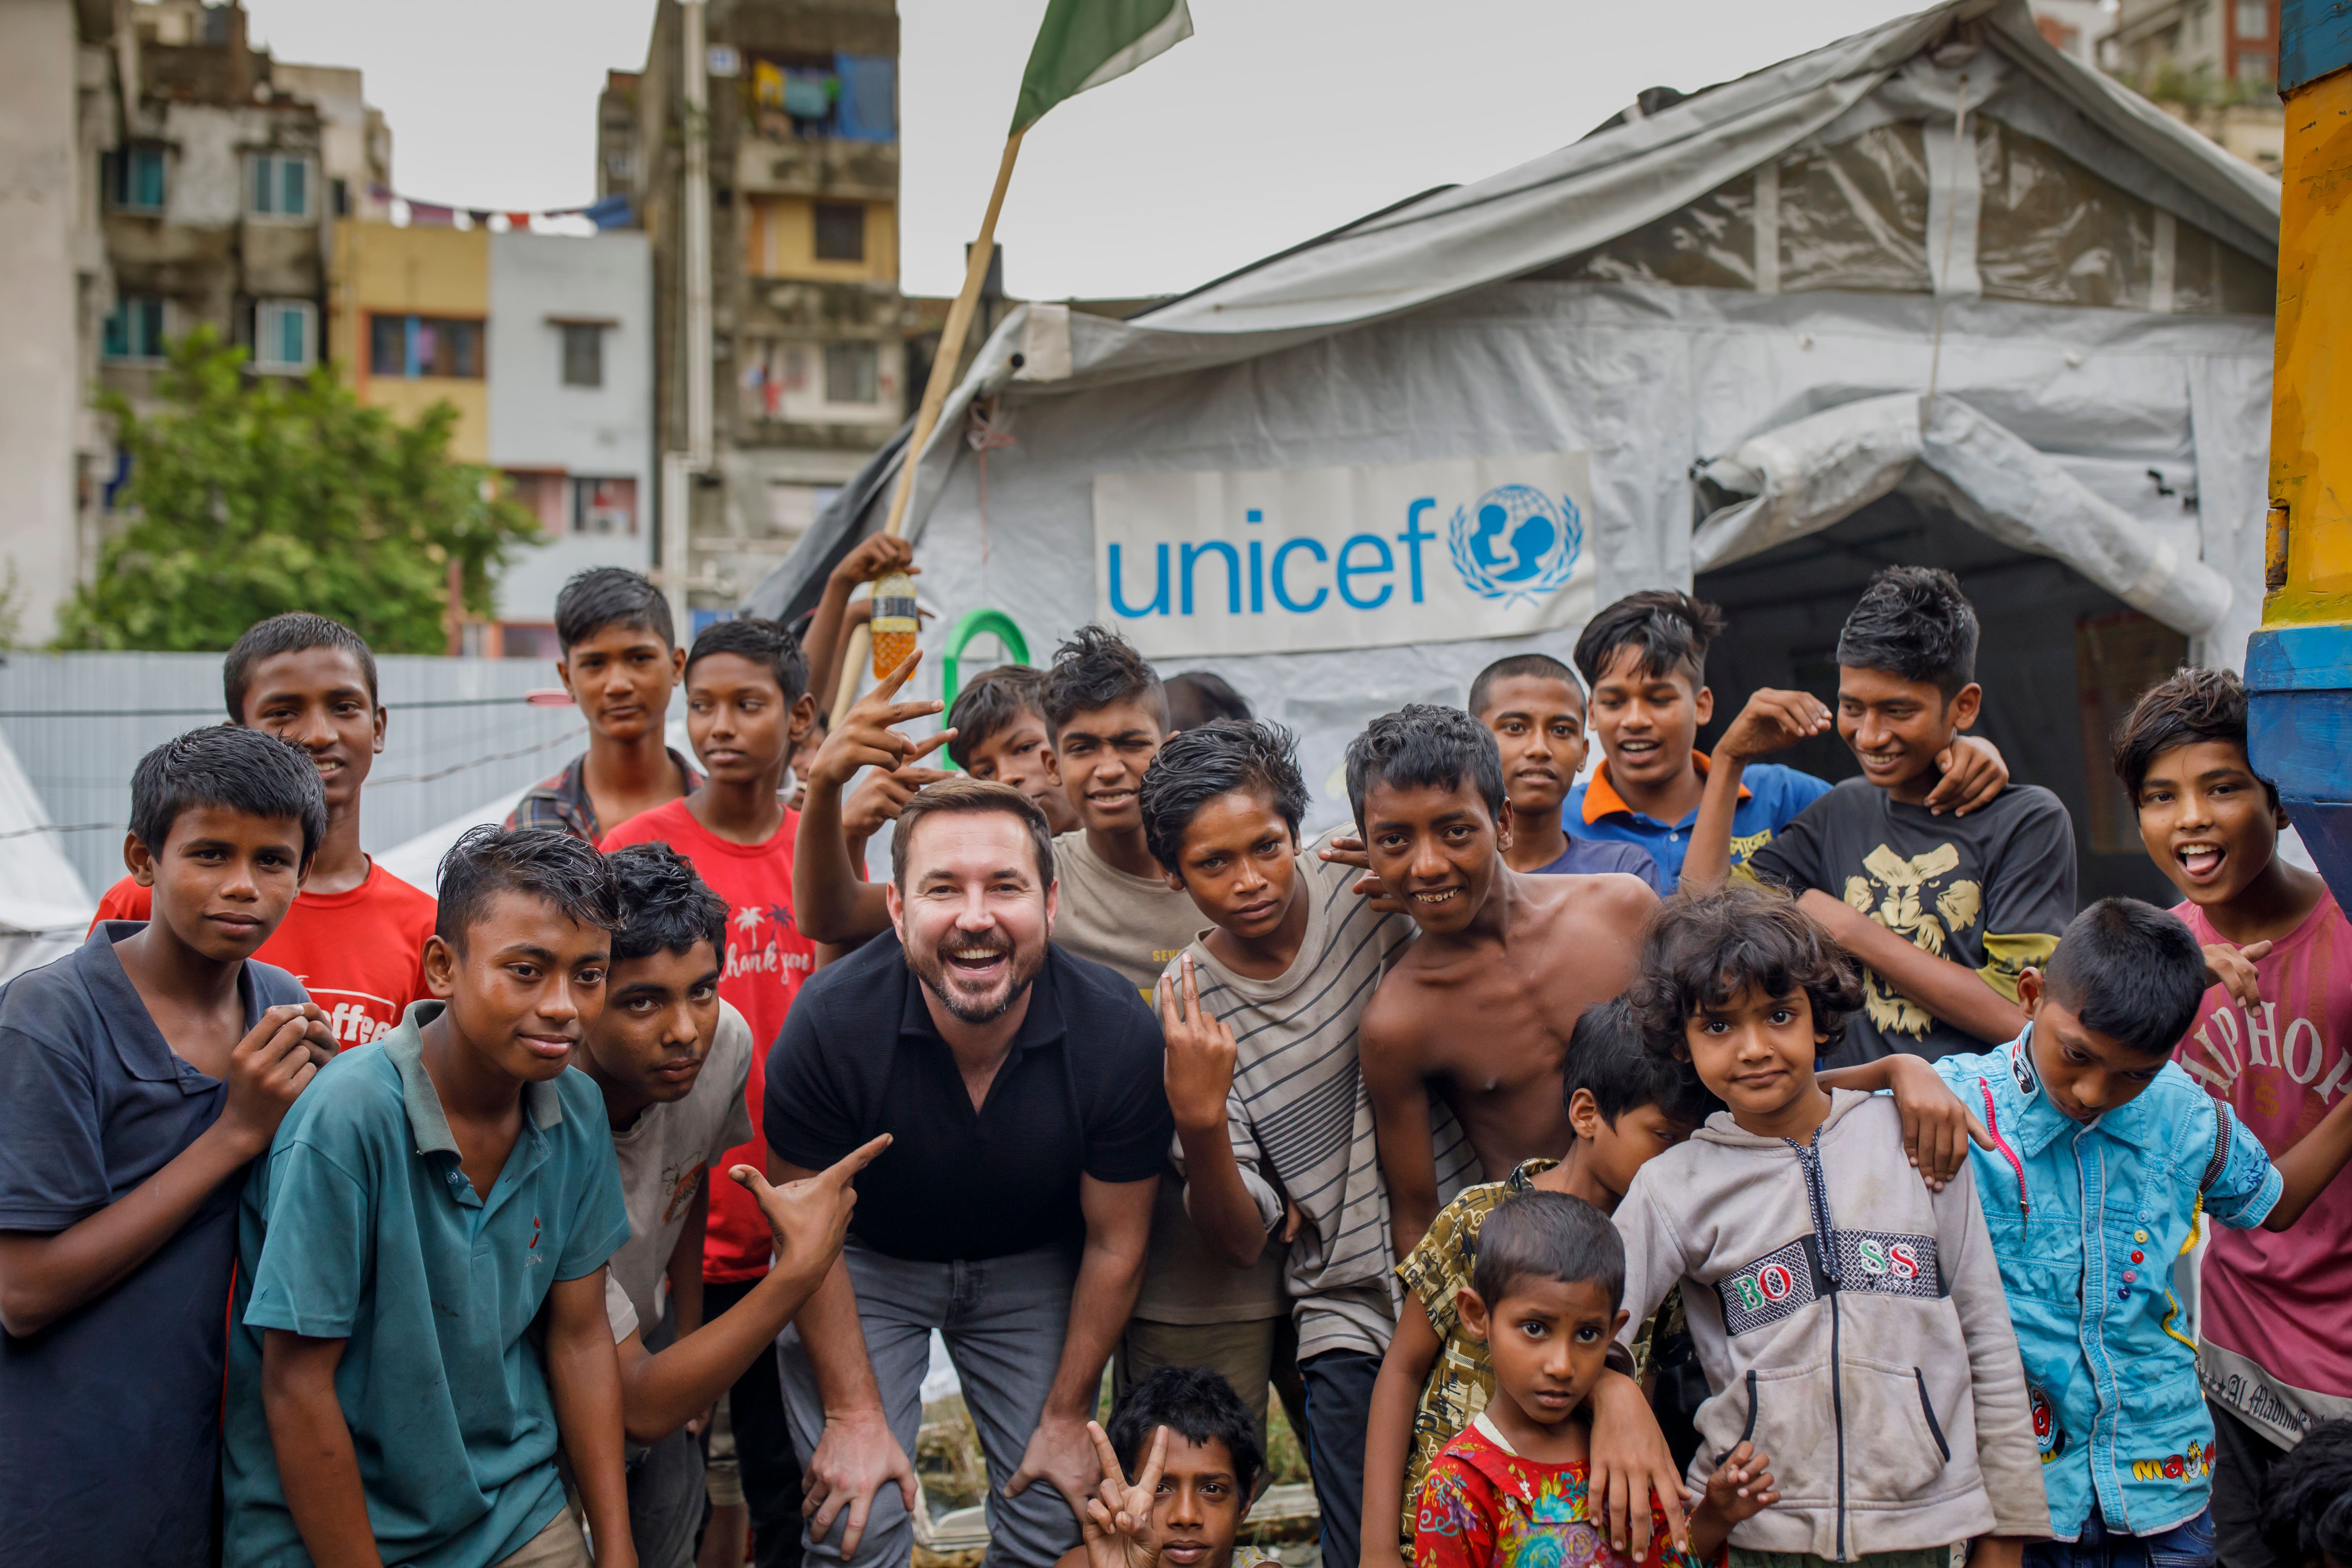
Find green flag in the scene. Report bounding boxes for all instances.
[1010,0,1193,133]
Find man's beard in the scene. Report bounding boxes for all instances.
[910,932,1044,1024]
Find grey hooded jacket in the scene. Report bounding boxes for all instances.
[1615,1090,2050,1559]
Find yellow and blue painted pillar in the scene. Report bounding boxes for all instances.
[2246,0,2352,895]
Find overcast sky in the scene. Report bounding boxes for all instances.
[246,0,1931,300]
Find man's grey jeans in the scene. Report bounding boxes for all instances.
[775,1239,1083,1568]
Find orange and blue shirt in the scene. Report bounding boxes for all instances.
[1414,1414,1713,1568]
[1568,753,1831,884]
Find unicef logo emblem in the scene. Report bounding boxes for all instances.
[1447,486,1582,605]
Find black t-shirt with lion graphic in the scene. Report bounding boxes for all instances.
[1743,777,2076,1065]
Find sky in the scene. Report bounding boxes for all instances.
[245,0,1936,301]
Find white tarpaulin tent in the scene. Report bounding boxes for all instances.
[749,0,2276,897]
[0,724,96,984]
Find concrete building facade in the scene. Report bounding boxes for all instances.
[608,0,906,617]
[486,231,657,655]
[2114,0,2281,86]
[0,0,127,648]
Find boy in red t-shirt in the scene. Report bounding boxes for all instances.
[599,615,821,1567]
[90,614,434,1046]
[2117,666,2352,1568]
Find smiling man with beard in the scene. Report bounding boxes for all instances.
[764,778,1171,1568]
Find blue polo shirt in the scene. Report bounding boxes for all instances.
[1567,752,1832,882]
[0,924,306,1568]
[1528,834,1670,895]
[222,1001,630,1568]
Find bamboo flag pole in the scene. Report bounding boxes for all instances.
[829,130,1026,728]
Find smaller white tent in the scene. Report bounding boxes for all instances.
[751,0,2277,902]
[0,726,96,983]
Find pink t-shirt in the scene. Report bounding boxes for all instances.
[2173,889,2352,1442]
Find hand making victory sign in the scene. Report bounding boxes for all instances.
[1078,1421,1170,1568]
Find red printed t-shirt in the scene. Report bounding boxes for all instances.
[2173,889,2352,1444]
[601,798,816,1283]
[89,860,435,1047]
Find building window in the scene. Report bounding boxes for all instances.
[102,296,168,361]
[571,476,638,535]
[253,300,316,372]
[2234,0,2268,37]
[249,153,310,219]
[2237,50,2272,80]
[103,145,167,212]
[814,202,865,262]
[560,323,605,387]
[824,341,878,404]
[368,315,484,378]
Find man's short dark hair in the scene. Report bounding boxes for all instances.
[1344,704,1505,831]
[607,843,729,967]
[1564,997,1720,1127]
[685,616,809,704]
[1469,652,1584,721]
[1835,566,1979,697]
[2042,898,2207,1055]
[2259,1417,2352,1568]
[556,567,675,653]
[1105,1367,1264,1500]
[223,613,379,722]
[889,777,1056,891]
[1631,886,1863,1063]
[1572,592,1725,692]
[1042,625,1168,732]
[945,666,1047,772]
[434,824,621,953]
[129,725,329,870]
[1140,720,1310,872]
[1165,671,1253,730]
[1472,1190,1626,1313]
[2113,665,2276,806]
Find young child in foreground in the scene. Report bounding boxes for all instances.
[1363,999,1717,1566]
[1062,1366,1279,1568]
[1616,886,2050,1568]
[1917,899,2352,1568]
[0,726,332,1568]
[2114,668,2352,1568]
[1414,1191,1768,1568]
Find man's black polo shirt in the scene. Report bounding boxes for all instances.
[764,932,1172,1262]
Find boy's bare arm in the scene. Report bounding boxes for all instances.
[1799,891,2027,1044]
[1815,1057,1991,1189]
[793,652,945,944]
[804,534,916,724]
[618,1144,885,1444]
[664,1182,709,1341]
[544,1271,637,1568]
[1683,690,1832,889]
[263,1330,384,1568]
[1363,999,1443,1260]
[0,1005,326,1337]
[1360,1295,1445,1568]
[2263,1090,2352,1230]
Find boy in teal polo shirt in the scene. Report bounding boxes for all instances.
[224,826,637,1568]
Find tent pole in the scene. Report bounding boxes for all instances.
[830,130,1027,728]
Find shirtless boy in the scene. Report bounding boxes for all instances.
[1346,705,1659,1258]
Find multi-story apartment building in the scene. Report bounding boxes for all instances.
[608,0,904,621]
[332,220,656,653]
[2113,0,2281,86]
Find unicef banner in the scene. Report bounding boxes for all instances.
[1092,452,1596,658]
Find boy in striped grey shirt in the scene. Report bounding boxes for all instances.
[1141,720,1479,1568]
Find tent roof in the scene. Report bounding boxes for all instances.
[746,0,2280,624]
[1125,0,2276,340]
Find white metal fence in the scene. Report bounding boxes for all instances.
[0,652,591,896]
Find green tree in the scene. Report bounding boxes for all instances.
[57,326,539,652]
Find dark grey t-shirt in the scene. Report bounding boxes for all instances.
[1745,779,2076,1065]
[0,924,306,1568]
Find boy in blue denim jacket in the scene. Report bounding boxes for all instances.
[1928,899,2352,1568]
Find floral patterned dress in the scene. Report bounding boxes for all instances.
[1412,1415,1712,1568]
